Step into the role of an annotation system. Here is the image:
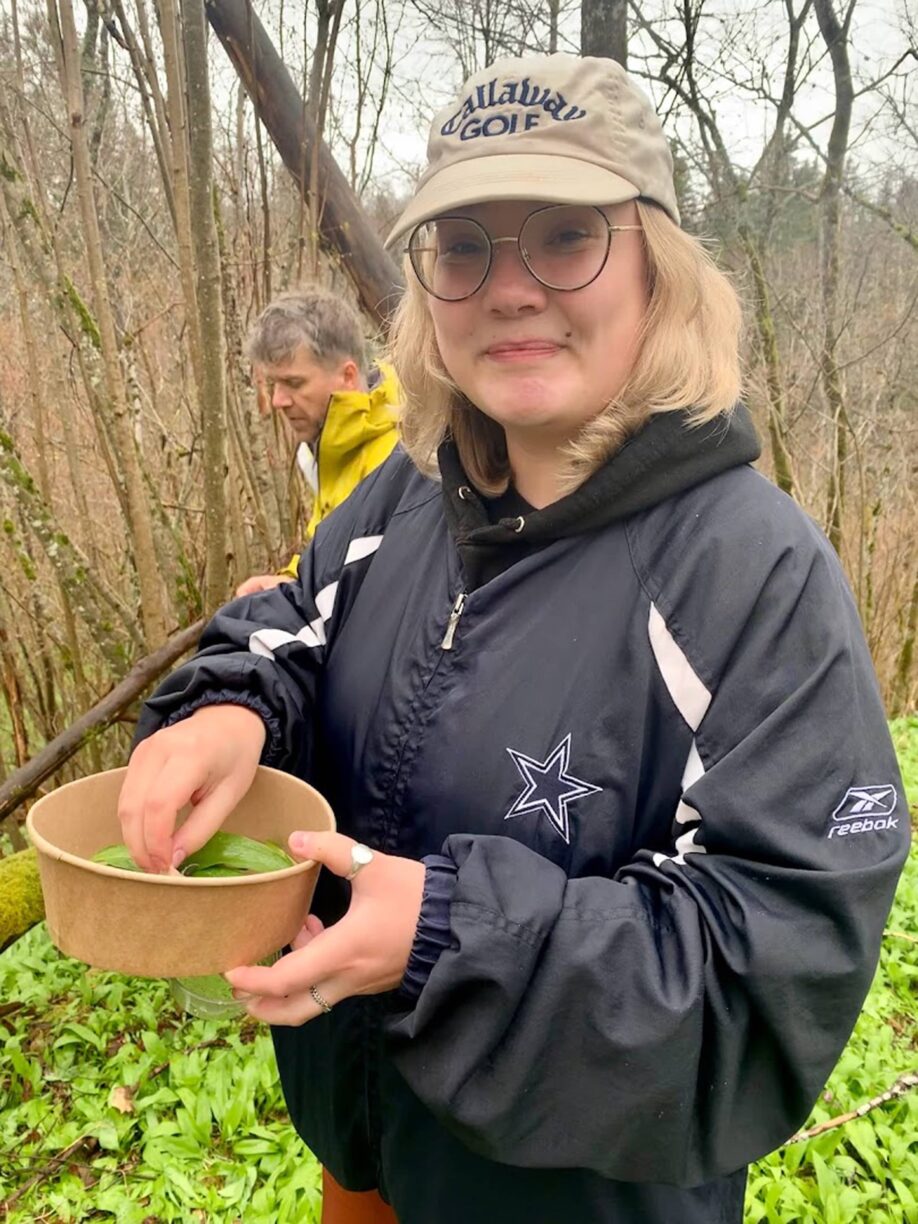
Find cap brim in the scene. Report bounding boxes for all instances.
[385,154,641,248]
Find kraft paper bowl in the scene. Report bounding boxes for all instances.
[26,765,335,978]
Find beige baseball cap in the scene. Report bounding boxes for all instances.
[386,53,679,247]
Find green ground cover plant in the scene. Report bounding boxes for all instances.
[1,721,916,1223]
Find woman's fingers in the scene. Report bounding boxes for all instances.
[227,849,425,1026]
[226,922,351,998]
[139,754,218,870]
[288,831,366,879]
[117,738,187,871]
[170,769,257,866]
[291,914,325,950]
[245,988,336,1027]
[117,705,266,873]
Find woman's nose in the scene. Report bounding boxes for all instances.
[480,239,547,313]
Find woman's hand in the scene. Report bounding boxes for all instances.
[117,704,266,873]
[225,831,426,1025]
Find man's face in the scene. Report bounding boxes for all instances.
[255,343,361,445]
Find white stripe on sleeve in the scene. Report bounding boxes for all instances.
[248,538,381,660]
[647,610,712,868]
[345,535,383,565]
[647,603,711,732]
[248,622,323,659]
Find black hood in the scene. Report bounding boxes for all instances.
[439,405,761,588]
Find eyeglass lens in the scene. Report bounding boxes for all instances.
[408,205,612,301]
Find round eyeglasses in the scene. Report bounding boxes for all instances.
[406,204,642,302]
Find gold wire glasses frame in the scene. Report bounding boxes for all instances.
[406,204,643,301]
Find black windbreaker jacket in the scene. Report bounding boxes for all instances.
[138,408,908,1224]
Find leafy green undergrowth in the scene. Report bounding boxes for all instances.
[1,721,916,1222]
[891,716,918,810]
[747,717,918,1224]
[0,941,321,1223]
[746,840,918,1224]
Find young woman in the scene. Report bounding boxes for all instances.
[119,54,907,1224]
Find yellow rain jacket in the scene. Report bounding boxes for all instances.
[279,363,399,578]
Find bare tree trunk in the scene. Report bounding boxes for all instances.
[1,193,102,767]
[813,0,855,557]
[215,187,284,560]
[581,0,627,65]
[184,0,229,611]
[0,422,140,670]
[51,0,169,647]
[0,626,30,770]
[629,1,799,500]
[892,573,918,714]
[307,0,346,278]
[6,5,101,567]
[157,0,205,395]
[0,113,133,549]
[739,227,795,495]
[85,5,112,167]
[110,0,178,229]
[549,0,561,52]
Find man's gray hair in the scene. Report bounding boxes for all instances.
[244,288,369,375]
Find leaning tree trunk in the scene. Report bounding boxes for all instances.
[205,0,403,326]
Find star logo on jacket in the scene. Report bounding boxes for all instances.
[505,734,602,844]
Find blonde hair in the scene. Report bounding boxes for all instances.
[390,200,742,495]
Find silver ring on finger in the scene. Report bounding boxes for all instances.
[345,843,375,881]
[310,984,333,1014]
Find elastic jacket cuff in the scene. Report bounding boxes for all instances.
[160,691,283,765]
[399,854,458,1002]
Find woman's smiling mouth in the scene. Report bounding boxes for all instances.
[485,340,563,362]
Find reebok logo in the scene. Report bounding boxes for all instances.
[827,785,898,839]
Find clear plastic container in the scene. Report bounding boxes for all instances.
[169,951,279,1019]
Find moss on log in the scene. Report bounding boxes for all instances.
[0,848,44,952]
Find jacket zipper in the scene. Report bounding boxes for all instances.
[441,592,467,650]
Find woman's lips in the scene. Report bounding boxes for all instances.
[485,341,562,362]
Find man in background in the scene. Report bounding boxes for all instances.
[236,289,399,596]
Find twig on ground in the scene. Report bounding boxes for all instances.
[0,1134,98,1215]
[885,928,918,945]
[786,1072,918,1143]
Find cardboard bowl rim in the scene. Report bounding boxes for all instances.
[25,763,335,887]
[26,819,318,886]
